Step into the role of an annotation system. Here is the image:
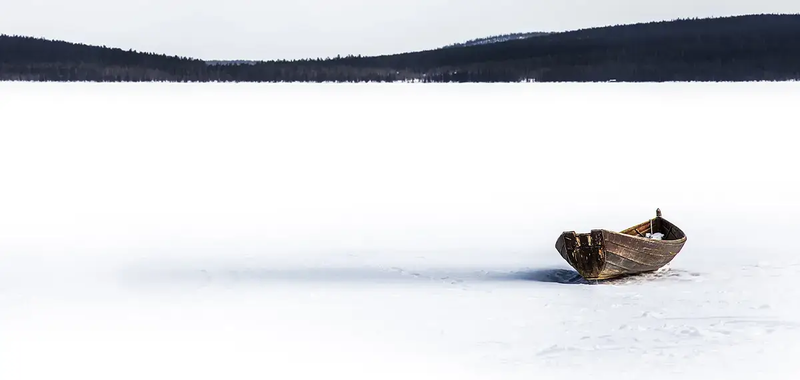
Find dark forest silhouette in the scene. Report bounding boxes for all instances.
[2,14,800,82]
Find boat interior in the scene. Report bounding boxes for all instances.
[619,217,686,241]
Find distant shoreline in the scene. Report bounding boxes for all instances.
[3,14,800,83]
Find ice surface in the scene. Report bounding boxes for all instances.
[1,82,800,380]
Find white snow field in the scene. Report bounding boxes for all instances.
[1,82,800,380]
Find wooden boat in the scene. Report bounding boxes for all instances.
[555,209,687,281]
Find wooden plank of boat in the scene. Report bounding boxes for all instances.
[554,209,687,281]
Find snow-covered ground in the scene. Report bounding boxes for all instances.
[1,82,799,380]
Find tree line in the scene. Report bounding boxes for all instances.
[3,14,800,82]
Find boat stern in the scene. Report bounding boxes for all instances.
[555,230,606,280]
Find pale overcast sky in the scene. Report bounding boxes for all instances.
[1,0,797,60]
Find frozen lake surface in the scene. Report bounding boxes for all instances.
[1,82,800,380]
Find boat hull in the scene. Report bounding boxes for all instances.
[555,213,687,281]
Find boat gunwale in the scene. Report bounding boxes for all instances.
[559,222,687,246]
